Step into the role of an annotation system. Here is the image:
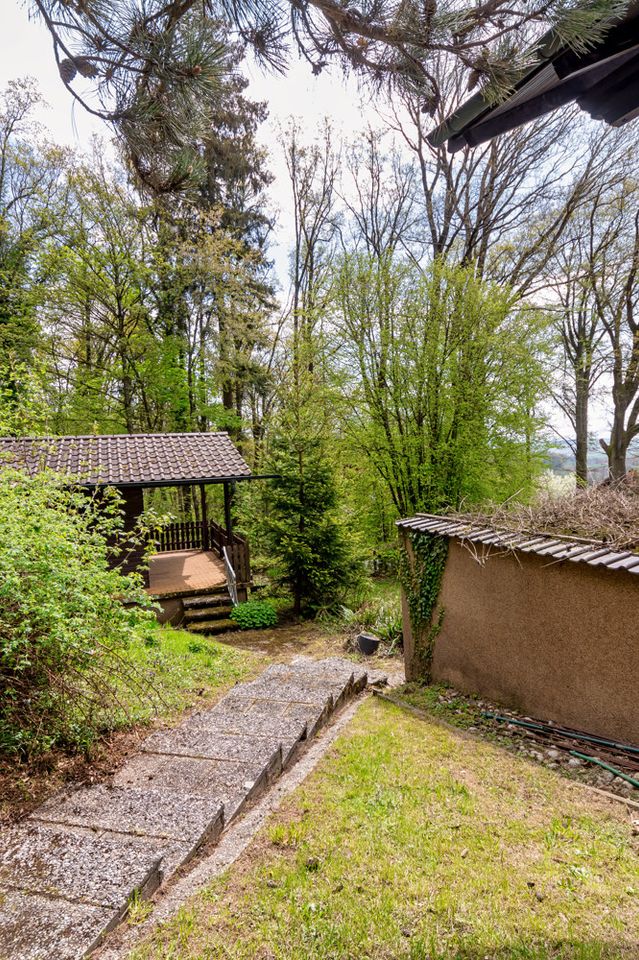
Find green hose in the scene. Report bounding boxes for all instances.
[482,711,639,756]
[569,751,639,790]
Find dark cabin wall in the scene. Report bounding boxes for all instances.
[119,486,144,531]
[116,485,147,582]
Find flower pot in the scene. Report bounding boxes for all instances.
[357,632,381,656]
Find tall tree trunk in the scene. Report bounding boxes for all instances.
[600,409,628,481]
[574,371,589,486]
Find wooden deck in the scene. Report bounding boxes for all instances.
[148,549,227,597]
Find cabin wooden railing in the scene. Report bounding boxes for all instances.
[150,520,251,589]
[151,519,224,553]
[225,537,251,588]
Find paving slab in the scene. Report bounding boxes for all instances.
[113,753,277,822]
[265,659,359,685]
[190,708,308,749]
[217,695,330,737]
[32,785,224,846]
[141,727,282,768]
[0,823,161,910]
[0,887,114,960]
[258,667,353,706]
[224,679,335,709]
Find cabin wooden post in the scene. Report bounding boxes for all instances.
[223,481,234,542]
[199,483,209,551]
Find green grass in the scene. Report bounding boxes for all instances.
[108,624,258,730]
[129,698,639,960]
[390,682,488,730]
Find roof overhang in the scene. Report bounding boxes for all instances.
[429,3,639,151]
[0,433,254,488]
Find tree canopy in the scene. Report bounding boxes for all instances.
[31,0,628,191]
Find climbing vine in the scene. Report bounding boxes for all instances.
[399,530,449,681]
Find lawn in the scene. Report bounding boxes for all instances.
[129,697,639,960]
[113,624,259,726]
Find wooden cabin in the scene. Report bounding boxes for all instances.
[0,432,254,608]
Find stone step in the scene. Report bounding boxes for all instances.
[113,752,278,824]
[186,618,237,634]
[32,784,224,859]
[0,823,163,959]
[142,721,306,770]
[183,605,234,623]
[182,592,230,610]
[0,888,114,960]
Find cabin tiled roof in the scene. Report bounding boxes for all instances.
[397,513,639,576]
[0,433,251,487]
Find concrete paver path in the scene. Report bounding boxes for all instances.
[0,657,378,959]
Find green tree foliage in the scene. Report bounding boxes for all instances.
[255,332,364,614]
[0,470,156,757]
[0,79,68,413]
[333,255,550,516]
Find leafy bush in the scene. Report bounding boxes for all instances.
[371,599,403,650]
[336,582,403,654]
[230,600,278,630]
[0,469,156,757]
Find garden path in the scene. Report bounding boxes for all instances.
[0,657,382,960]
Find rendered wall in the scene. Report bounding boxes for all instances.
[402,535,639,745]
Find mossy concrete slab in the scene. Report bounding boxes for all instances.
[32,785,224,846]
[190,710,308,758]
[0,887,114,960]
[0,823,162,910]
[218,696,331,738]
[223,679,335,709]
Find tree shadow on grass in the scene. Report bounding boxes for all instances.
[405,938,633,960]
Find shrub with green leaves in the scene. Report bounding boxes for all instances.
[0,469,156,757]
[230,600,278,630]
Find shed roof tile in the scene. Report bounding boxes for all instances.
[0,433,251,487]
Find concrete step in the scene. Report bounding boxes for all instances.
[183,591,229,611]
[183,605,234,623]
[0,823,163,959]
[186,618,237,635]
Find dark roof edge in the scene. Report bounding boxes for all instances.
[426,3,637,147]
[396,513,639,575]
[78,473,254,489]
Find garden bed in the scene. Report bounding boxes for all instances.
[386,683,639,802]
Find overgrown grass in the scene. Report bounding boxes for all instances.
[129,698,638,960]
[110,624,258,729]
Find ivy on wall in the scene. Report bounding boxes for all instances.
[399,530,449,681]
